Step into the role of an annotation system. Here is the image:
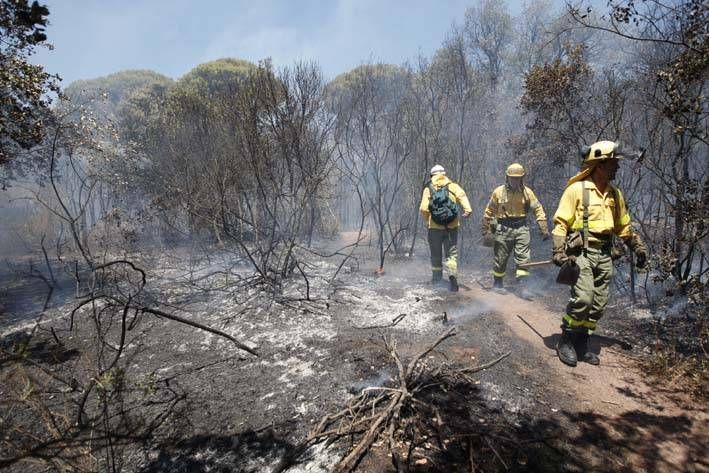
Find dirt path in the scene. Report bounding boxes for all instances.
[454,275,708,473]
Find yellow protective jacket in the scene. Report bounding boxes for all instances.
[419,174,472,229]
[483,185,547,224]
[552,179,632,243]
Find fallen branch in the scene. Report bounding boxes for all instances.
[272,326,513,473]
[458,352,511,374]
[352,313,407,330]
[141,307,258,356]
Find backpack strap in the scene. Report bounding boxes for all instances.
[498,185,507,217]
[522,187,531,214]
[609,185,619,222]
[582,181,589,251]
[429,182,451,198]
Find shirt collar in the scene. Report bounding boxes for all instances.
[583,179,612,197]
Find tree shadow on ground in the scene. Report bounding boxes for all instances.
[0,330,80,366]
[356,374,706,473]
[0,263,79,325]
[562,409,708,473]
[138,428,297,473]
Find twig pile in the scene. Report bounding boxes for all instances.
[273,327,511,473]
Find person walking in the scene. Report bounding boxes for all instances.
[419,164,472,292]
[482,163,549,295]
[551,141,647,366]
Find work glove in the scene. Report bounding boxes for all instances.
[481,218,491,235]
[624,233,648,270]
[552,234,572,267]
[635,250,647,270]
[610,242,626,260]
[538,220,550,241]
[481,219,494,247]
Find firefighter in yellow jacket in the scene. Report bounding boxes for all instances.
[419,164,472,292]
[482,163,549,294]
[552,141,647,366]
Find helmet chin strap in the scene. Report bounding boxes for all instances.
[565,161,598,188]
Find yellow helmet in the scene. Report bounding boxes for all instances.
[506,163,525,177]
[580,140,624,164]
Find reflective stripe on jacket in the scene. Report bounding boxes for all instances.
[552,179,632,242]
[419,174,472,229]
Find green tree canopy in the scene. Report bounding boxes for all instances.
[0,0,59,168]
[176,58,257,96]
[63,69,174,118]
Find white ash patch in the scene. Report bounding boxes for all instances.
[343,282,444,332]
[481,380,530,414]
[626,306,655,320]
[156,362,193,375]
[249,318,337,350]
[271,441,342,473]
[260,356,319,389]
[200,331,215,349]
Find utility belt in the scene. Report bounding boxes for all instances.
[566,230,612,256]
[497,217,527,229]
[586,237,612,251]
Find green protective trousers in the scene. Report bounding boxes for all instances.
[492,224,530,279]
[562,245,613,334]
[428,228,458,278]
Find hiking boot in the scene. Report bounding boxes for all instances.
[492,276,506,294]
[449,275,459,292]
[575,332,600,365]
[515,277,534,300]
[556,330,577,366]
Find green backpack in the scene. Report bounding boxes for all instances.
[428,182,459,225]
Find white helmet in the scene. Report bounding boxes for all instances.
[430,164,445,175]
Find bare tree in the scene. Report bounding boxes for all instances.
[463,0,513,89]
[330,64,417,272]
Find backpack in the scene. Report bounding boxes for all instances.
[428,182,459,225]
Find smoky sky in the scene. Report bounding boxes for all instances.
[30,0,544,87]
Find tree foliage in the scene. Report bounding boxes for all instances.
[63,69,174,120]
[0,0,60,170]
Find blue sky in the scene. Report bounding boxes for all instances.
[32,0,532,87]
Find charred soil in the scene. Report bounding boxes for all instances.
[1,248,706,473]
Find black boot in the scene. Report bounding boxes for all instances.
[575,332,600,365]
[515,277,534,300]
[431,271,443,286]
[449,275,459,292]
[492,276,506,294]
[556,330,578,366]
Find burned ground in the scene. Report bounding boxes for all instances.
[1,245,707,473]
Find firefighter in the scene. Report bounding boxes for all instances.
[482,163,549,295]
[552,141,647,366]
[419,164,472,292]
